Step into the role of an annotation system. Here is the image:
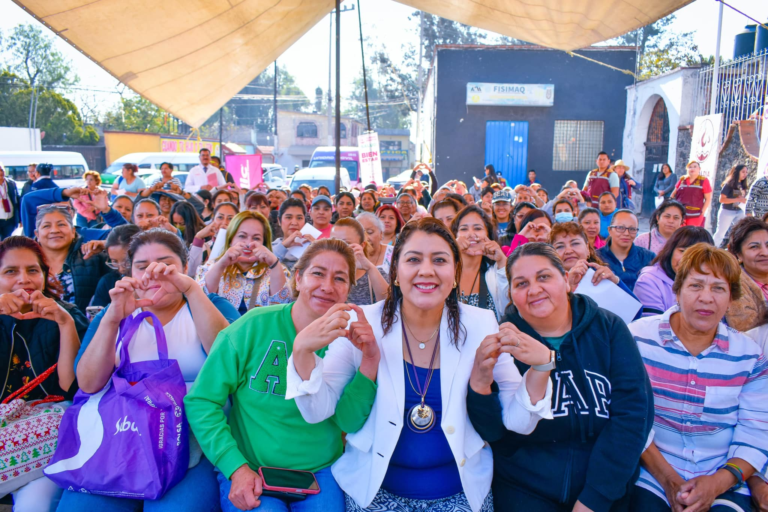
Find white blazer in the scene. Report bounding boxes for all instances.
[485,262,510,321]
[286,301,553,512]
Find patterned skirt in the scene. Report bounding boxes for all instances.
[344,489,493,512]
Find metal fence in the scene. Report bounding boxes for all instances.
[692,51,768,141]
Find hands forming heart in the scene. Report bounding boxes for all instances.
[107,263,194,322]
[0,289,70,324]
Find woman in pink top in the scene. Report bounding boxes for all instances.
[634,200,685,254]
[578,207,605,249]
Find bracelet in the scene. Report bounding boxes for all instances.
[720,463,744,489]
[268,259,280,269]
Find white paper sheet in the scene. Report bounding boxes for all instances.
[574,268,641,324]
[209,228,229,261]
[286,223,323,260]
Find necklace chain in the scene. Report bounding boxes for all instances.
[402,317,439,345]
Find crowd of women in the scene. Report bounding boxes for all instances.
[0,152,767,512]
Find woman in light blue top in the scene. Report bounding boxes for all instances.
[110,163,146,199]
[653,163,676,201]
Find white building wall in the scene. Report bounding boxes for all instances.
[622,67,700,212]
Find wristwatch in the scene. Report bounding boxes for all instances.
[532,350,557,372]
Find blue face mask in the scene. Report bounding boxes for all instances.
[555,212,574,223]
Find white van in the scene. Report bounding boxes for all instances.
[101,152,202,184]
[0,151,89,188]
[289,166,351,194]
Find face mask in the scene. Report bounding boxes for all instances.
[175,224,186,235]
[555,212,574,223]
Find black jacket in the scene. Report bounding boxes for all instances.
[467,294,653,512]
[0,301,88,399]
[67,236,109,312]
[3,179,20,226]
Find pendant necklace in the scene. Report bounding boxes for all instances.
[404,319,439,350]
[402,321,440,433]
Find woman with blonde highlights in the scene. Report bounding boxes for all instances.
[196,211,291,314]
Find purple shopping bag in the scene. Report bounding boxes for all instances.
[44,311,189,500]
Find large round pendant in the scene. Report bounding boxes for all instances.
[408,403,435,433]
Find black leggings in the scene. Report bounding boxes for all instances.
[628,485,751,512]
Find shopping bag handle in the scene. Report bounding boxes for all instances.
[117,311,169,369]
[2,363,58,405]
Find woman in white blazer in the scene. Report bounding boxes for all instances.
[286,217,554,512]
[450,204,510,321]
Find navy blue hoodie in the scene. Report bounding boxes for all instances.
[467,294,653,512]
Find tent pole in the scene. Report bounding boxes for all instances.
[416,11,424,162]
[710,0,723,116]
[335,0,341,194]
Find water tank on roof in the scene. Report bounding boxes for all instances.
[756,21,768,55]
[734,25,756,58]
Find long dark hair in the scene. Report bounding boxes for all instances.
[170,201,205,247]
[382,217,466,347]
[0,236,63,299]
[652,226,713,280]
[724,164,748,190]
[450,204,498,242]
[649,200,686,233]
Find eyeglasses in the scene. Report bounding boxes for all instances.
[608,226,639,235]
[106,261,121,270]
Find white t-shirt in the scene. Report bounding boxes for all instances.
[116,305,206,391]
[184,164,226,193]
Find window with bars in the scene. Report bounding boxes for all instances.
[552,121,604,171]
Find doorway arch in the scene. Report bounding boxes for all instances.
[641,98,670,215]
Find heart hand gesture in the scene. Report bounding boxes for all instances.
[293,303,353,355]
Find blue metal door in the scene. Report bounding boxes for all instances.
[485,121,529,186]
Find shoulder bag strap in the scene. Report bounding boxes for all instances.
[247,270,267,310]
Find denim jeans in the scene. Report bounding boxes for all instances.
[56,457,220,512]
[217,467,343,512]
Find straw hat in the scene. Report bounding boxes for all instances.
[613,160,630,171]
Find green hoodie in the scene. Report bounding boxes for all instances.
[185,303,377,478]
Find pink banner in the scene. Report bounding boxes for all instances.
[225,154,263,190]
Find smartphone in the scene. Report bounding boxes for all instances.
[258,467,320,495]
[86,306,105,320]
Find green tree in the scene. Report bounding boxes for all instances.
[613,14,705,79]
[103,94,178,134]
[0,70,99,145]
[2,24,78,90]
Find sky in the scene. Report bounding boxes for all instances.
[0,0,766,117]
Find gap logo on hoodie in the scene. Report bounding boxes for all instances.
[552,370,611,418]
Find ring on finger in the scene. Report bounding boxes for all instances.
[514,337,521,348]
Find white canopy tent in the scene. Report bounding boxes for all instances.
[12,0,694,128]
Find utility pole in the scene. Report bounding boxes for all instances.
[274,60,279,158]
[710,0,723,116]
[416,11,424,162]
[335,0,341,193]
[218,108,223,160]
[327,15,333,146]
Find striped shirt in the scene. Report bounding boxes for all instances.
[629,306,768,503]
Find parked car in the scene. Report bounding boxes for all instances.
[0,151,89,188]
[101,152,201,185]
[262,164,287,189]
[288,167,351,195]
